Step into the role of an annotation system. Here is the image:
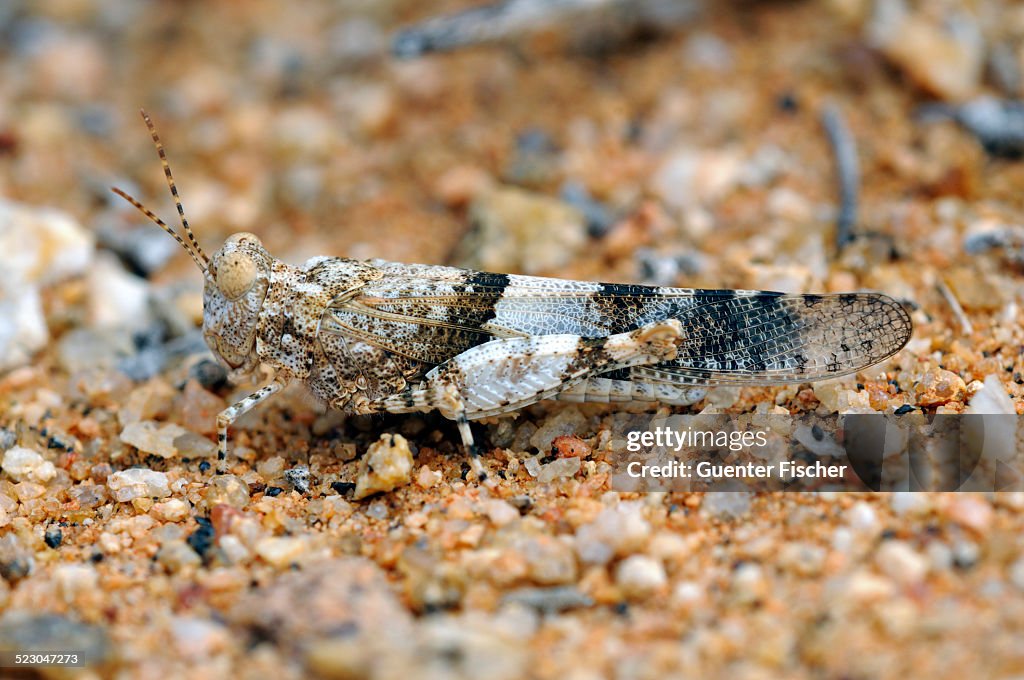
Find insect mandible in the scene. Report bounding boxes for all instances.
[113,110,913,482]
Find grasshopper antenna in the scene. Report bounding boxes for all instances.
[111,108,210,271]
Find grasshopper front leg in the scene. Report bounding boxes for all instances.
[216,378,286,473]
[369,320,684,480]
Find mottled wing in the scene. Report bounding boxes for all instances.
[321,264,912,385]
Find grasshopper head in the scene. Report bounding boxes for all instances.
[202,232,272,371]
[113,110,271,374]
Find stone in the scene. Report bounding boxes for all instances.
[530,407,589,452]
[54,563,98,602]
[1,446,56,484]
[967,374,1015,415]
[169,616,229,658]
[284,466,311,494]
[68,483,107,509]
[106,468,171,502]
[57,327,137,373]
[0,282,47,372]
[157,540,203,572]
[615,555,667,598]
[944,496,993,533]
[0,200,94,286]
[915,368,967,406]
[255,536,310,569]
[0,534,33,582]
[867,1,984,101]
[457,187,587,275]
[652,147,745,210]
[700,492,752,519]
[201,475,250,510]
[536,456,581,483]
[86,252,151,329]
[501,585,594,613]
[118,380,177,427]
[575,503,651,565]
[354,433,414,500]
[482,499,520,527]
[152,498,190,523]
[119,420,191,458]
[875,540,929,586]
[730,562,767,605]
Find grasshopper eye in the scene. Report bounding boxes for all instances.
[217,251,258,300]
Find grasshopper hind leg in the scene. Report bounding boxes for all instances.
[369,320,684,481]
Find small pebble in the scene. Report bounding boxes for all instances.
[255,536,309,569]
[575,503,651,565]
[530,407,589,453]
[119,420,191,459]
[54,564,97,602]
[106,468,171,502]
[1009,557,1024,591]
[846,501,878,531]
[201,475,250,509]
[152,498,190,523]
[868,2,984,101]
[457,187,587,275]
[284,466,311,494]
[415,465,441,489]
[730,562,767,605]
[14,482,46,501]
[966,374,1016,415]
[482,499,520,527]
[0,534,32,582]
[43,526,62,549]
[915,368,967,407]
[700,492,752,520]
[158,540,203,572]
[615,555,667,599]
[501,585,594,613]
[536,456,581,483]
[550,435,590,459]
[944,496,993,533]
[1,447,56,484]
[353,433,414,500]
[189,358,228,391]
[67,484,107,509]
[876,540,929,586]
[186,517,215,559]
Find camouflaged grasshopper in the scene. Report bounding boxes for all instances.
[114,110,913,480]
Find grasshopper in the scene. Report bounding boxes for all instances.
[113,110,913,480]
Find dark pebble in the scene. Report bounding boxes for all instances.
[186,517,215,558]
[265,486,283,497]
[190,358,229,391]
[44,527,62,549]
[0,558,31,582]
[561,180,615,238]
[331,481,356,495]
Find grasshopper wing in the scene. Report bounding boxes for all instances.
[320,264,912,385]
